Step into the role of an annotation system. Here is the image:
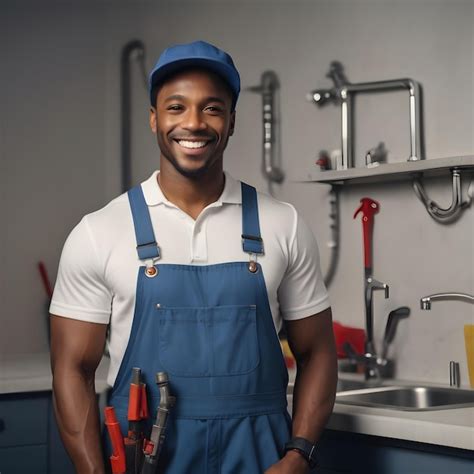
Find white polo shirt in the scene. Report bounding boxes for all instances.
[50,171,330,386]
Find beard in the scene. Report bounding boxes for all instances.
[157,133,229,180]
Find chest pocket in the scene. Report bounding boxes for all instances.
[157,305,260,377]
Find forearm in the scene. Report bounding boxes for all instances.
[52,367,105,474]
[291,348,338,442]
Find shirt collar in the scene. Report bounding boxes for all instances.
[141,170,242,206]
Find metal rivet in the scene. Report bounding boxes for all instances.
[145,266,158,278]
[248,261,258,273]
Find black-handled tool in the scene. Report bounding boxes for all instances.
[381,307,410,360]
[141,372,176,474]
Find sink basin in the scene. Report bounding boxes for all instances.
[336,385,474,411]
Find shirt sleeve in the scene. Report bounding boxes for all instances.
[278,209,330,320]
[49,216,112,324]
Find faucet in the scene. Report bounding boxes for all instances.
[342,279,391,381]
[420,292,474,310]
[362,278,390,379]
[307,61,422,169]
[353,197,390,380]
[420,291,473,387]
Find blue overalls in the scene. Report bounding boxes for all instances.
[108,181,291,473]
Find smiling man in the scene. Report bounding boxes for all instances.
[50,41,337,474]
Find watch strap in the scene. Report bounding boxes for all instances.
[284,437,318,469]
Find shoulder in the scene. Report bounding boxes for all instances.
[253,187,299,242]
[84,192,131,231]
[61,191,134,267]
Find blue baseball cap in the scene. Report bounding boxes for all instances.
[149,40,240,110]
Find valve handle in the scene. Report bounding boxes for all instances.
[354,198,380,269]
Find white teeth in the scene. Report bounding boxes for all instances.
[177,140,208,149]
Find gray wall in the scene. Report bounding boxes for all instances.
[2,0,473,385]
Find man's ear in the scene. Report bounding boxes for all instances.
[150,107,157,133]
[229,110,236,137]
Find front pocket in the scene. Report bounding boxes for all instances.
[157,305,260,377]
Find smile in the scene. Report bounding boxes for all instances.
[176,140,210,149]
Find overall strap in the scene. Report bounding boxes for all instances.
[128,185,161,260]
[241,182,264,255]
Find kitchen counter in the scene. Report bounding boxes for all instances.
[1,354,472,451]
[0,352,109,395]
[288,370,474,451]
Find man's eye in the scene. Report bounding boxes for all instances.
[167,105,183,111]
[205,106,222,113]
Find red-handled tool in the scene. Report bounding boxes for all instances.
[38,261,54,299]
[353,197,379,272]
[125,368,148,474]
[104,407,127,474]
[38,261,54,346]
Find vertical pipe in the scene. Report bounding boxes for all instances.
[408,80,420,161]
[340,88,352,170]
[121,40,146,193]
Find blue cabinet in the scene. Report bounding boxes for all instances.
[0,392,74,474]
[317,429,474,474]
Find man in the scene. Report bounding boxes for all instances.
[50,40,337,474]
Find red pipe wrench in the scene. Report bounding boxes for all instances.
[353,197,380,272]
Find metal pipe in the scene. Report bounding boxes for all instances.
[413,168,470,223]
[364,277,390,357]
[420,292,474,310]
[246,71,284,190]
[121,40,147,193]
[323,185,340,288]
[340,78,422,169]
[340,88,351,169]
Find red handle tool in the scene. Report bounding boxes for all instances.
[353,198,380,270]
[104,407,127,474]
[38,261,53,299]
[127,378,149,422]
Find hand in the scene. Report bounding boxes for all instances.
[264,450,310,474]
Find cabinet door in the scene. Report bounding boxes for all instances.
[318,429,474,474]
[0,444,47,474]
[0,394,48,448]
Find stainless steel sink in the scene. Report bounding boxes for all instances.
[336,385,474,411]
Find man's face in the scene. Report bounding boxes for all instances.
[150,68,236,178]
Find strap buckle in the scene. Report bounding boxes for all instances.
[136,241,161,260]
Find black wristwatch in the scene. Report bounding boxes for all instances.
[284,437,318,469]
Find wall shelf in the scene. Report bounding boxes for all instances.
[294,155,474,185]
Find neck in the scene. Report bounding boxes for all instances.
[157,160,225,219]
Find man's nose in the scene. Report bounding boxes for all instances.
[182,108,206,131]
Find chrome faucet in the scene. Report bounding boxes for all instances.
[420,292,474,310]
[343,278,390,380]
[362,278,390,379]
[420,291,473,387]
[365,278,390,354]
[307,61,422,169]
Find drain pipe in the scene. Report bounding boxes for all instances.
[121,40,147,193]
[246,71,285,195]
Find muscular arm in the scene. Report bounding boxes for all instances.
[268,307,337,473]
[50,314,108,474]
[286,307,338,442]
